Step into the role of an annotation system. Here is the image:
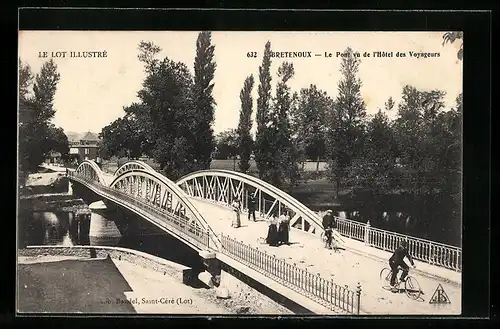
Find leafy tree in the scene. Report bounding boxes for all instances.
[99,115,144,160]
[384,96,395,112]
[19,59,34,101]
[268,62,300,188]
[293,84,331,172]
[348,109,396,195]
[138,53,198,180]
[214,129,239,160]
[326,48,367,197]
[137,41,161,73]
[192,32,217,170]
[19,59,62,176]
[237,75,255,172]
[392,85,447,194]
[32,59,60,123]
[123,102,153,157]
[47,125,70,161]
[442,32,463,60]
[254,41,273,179]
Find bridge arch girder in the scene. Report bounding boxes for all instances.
[176,170,325,236]
[75,160,107,185]
[114,160,155,177]
[109,169,221,250]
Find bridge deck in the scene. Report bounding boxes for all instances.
[188,198,461,315]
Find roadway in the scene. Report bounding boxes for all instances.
[188,198,461,315]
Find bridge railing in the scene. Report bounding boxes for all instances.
[238,190,462,272]
[68,172,212,249]
[332,216,462,272]
[186,186,462,272]
[220,234,361,314]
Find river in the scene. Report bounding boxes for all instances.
[18,200,202,267]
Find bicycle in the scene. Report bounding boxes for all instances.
[320,229,344,252]
[380,266,423,300]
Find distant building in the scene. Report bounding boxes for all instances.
[68,131,100,163]
[46,151,62,164]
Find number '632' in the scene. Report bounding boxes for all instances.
[246,52,258,58]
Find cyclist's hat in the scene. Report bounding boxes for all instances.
[326,209,332,213]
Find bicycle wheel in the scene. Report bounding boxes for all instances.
[404,276,422,300]
[380,268,392,285]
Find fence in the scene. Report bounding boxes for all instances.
[220,234,361,314]
[334,217,462,271]
[67,171,213,249]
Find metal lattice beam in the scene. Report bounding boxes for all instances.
[113,160,155,177]
[109,169,221,249]
[75,160,107,185]
[177,170,326,236]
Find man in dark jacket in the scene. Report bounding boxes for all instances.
[322,209,335,249]
[248,193,256,222]
[389,240,416,287]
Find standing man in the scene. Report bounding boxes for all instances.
[248,192,257,222]
[322,209,335,249]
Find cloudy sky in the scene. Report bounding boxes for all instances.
[18,31,463,135]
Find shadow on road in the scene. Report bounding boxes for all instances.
[18,257,136,313]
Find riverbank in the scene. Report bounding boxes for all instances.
[22,168,69,195]
[18,247,293,315]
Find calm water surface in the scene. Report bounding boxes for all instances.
[19,200,201,267]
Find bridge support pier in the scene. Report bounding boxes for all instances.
[69,209,92,242]
[197,250,221,288]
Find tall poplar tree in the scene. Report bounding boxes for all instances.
[269,62,299,188]
[192,31,217,170]
[326,48,367,197]
[237,75,255,173]
[254,41,273,179]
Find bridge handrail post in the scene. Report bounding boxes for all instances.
[356,282,361,314]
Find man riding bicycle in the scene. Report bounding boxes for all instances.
[389,240,416,287]
[322,209,337,249]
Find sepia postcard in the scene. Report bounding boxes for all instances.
[17,30,463,316]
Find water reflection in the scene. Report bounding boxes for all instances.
[20,205,203,268]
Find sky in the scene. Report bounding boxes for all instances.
[18,31,463,136]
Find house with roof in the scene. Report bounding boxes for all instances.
[68,131,100,164]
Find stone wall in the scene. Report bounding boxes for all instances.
[219,265,297,315]
[19,246,188,281]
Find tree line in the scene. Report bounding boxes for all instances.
[218,43,461,201]
[100,33,461,202]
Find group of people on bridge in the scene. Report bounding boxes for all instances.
[230,193,291,247]
[230,193,347,250]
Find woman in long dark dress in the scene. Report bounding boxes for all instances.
[277,211,290,245]
[266,214,279,247]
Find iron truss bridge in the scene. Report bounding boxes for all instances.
[66,160,462,315]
